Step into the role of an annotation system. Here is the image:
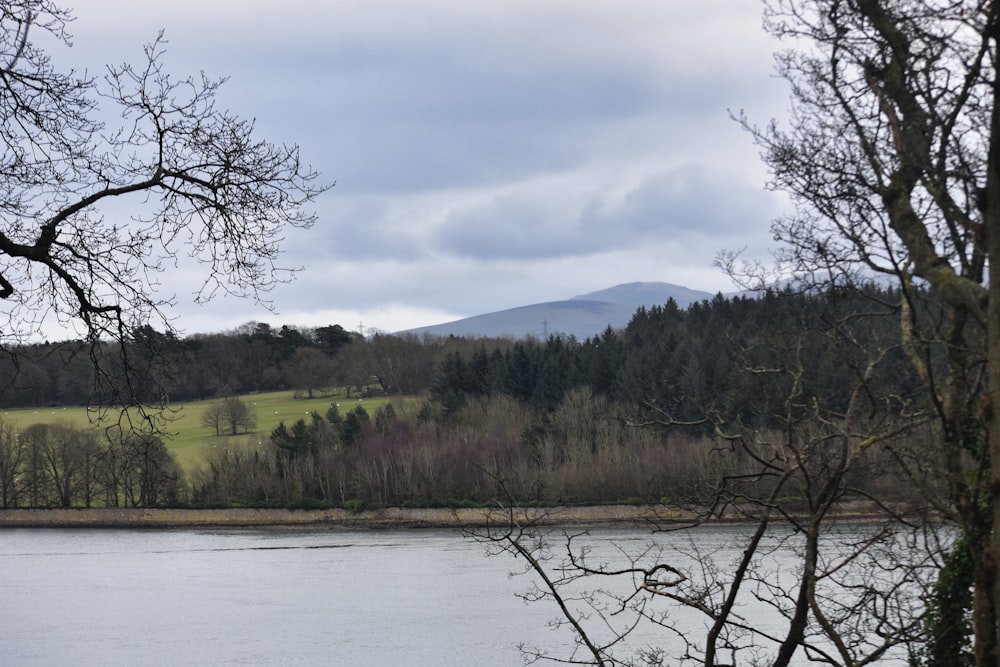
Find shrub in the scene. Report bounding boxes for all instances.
[343,498,366,513]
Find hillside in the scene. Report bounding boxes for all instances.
[401,281,716,339]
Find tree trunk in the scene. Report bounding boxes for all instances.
[983,29,1000,663]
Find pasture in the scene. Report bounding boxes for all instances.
[1,391,406,473]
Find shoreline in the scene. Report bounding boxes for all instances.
[0,501,898,530]
[0,506,687,530]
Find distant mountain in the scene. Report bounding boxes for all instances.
[571,281,715,309]
[401,281,715,340]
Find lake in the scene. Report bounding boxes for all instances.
[0,524,920,665]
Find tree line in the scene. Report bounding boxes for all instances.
[0,285,925,423]
[0,283,939,510]
[190,283,936,510]
[0,420,182,509]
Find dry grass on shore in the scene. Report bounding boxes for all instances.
[0,501,892,530]
[0,505,682,530]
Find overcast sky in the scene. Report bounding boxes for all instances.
[65,1,790,336]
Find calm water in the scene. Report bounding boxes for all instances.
[2,528,546,666]
[0,525,917,665]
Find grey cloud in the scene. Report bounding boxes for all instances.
[206,13,760,197]
[583,166,779,243]
[295,65,665,195]
[286,197,427,263]
[76,3,783,201]
[434,193,581,260]
[433,164,779,262]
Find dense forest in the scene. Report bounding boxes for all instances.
[0,284,941,509]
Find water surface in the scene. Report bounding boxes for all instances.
[2,529,540,666]
[1,524,916,665]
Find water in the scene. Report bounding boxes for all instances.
[2,528,547,666]
[0,525,923,666]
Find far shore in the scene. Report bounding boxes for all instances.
[0,500,903,530]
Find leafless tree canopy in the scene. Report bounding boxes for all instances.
[732,2,1000,664]
[0,1,328,347]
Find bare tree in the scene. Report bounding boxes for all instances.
[0,417,23,507]
[201,396,257,436]
[715,2,1000,663]
[100,425,182,507]
[0,2,328,417]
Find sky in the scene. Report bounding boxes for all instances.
[59,1,790,337]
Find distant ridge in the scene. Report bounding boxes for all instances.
[571,281,712,308]
[401,281,714,340]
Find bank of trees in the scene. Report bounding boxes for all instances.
[0,420,182,508]
[0,322,361,408]
[183,284,933,511]
[0,282,942,516]
[0,282,923,426]
[193,395,934,514]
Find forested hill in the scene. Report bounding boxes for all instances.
[0,284,921,420]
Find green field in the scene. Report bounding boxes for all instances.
[1,391,409,473]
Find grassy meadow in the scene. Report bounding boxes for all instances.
[1,391,406,473]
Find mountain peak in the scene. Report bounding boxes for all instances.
[571,281,713,308]
[401,281,715,339]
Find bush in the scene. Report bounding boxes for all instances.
[287,497,331,510]
[343,498,366,513]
